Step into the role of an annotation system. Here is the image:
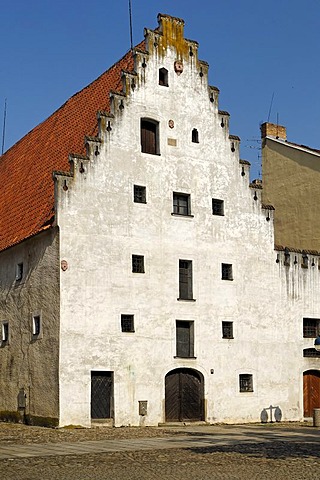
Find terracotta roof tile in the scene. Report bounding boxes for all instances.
[0,43,145,252]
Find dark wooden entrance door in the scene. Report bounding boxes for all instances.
[303,370,320,417]
[165,368,204,422]
[91,371,113,419]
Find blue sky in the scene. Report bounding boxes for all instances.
[1,1,319,179]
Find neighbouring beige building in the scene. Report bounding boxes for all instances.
[0,15,320,428]
[261,121,320,251]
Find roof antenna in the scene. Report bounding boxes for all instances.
[1,98,7,155]
[267,92,274,122]
[128,0,134,52]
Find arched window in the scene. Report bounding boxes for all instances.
[192,128,199,143]
[141,119,160,155]
[159,68,168,86]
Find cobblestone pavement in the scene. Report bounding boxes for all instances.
[1,422,320,479]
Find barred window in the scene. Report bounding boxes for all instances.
[222,321,233,339]
[121,315,134,333]
[303,318,320,338]
[132,255,145,273]
[239,374,253,392]
[303,348,320,358]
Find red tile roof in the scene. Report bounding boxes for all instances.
[0,44,143,252]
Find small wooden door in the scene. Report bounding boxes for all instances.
[91,371,113,419]
[303,370,320,417]
[165,368,204,422]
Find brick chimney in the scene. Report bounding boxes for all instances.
[260,122,286,140]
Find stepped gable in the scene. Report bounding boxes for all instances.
[0,44,143,252]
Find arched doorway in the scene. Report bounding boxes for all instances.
[165,368,204,422]
[303,370,320,417]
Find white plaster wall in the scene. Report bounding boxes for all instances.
[56,32,320,426]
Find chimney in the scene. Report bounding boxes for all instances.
[260,122,286,140]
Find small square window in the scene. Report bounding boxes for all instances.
[212,199,224,216]
[222,263,233,280]
[1,322,9,343]
[132,255,145,273]
[16,263,23,281]
[303,318,320,338]
[121,314,134,332]
[134,185,146,203]
[173,193,191,216]
[222,321,233,339]
[239,374,253,392]
[32,316,41,337]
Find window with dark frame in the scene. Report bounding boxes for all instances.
[222,263,233,280]
[192,128,199,143]
[159,68,168,86]
[32,316,41,337]
[1,322,9,343]
[121,314,134,333]
[176,320,194,358]
[173,192,191,216]
[303,348,320,358]
[303,318,320,338]
[212,198,224,216]
[141,119,159,155]
[16,262,23,281]
[132,255,145,273]
[239,374,253,392]
[134,185,146,203]
[179,260,193,300]
[222,321,233,339]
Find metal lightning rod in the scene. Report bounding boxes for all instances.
[128,0,133,52]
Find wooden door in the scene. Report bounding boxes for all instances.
[91,371,113,419]
[303,370,320,417]
[165,368,204,422]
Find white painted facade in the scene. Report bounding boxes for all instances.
[1,14,320,427]
[54,16,320,426]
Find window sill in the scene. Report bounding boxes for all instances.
[221,278,233,281]
[177,298,196,302]
[222,337,234,340]
[171,213,194,218]
[174,356,197,359]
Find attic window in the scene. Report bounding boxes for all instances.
[159,68,168,86]
[192,129,199,143]
[141,119,160,155]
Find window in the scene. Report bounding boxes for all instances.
[303,318,320,338]
[15,263,23,281]
[141,119,159,155]
[132,255,145,273]
[134,185,146,203]
[176,320,194,357]
[212,199,224,216]
[239,374,253,392]
[121,314,134,332]
[159,68,168,86]
[222,263,233,281]
[192,128,199,143]
[179,260,193,300]
[173,192,191,216]
[1,322,9,344]
[302,253,308,268]
[32,315,41,337]
[222,321,233,339]
[303,348,320,358]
